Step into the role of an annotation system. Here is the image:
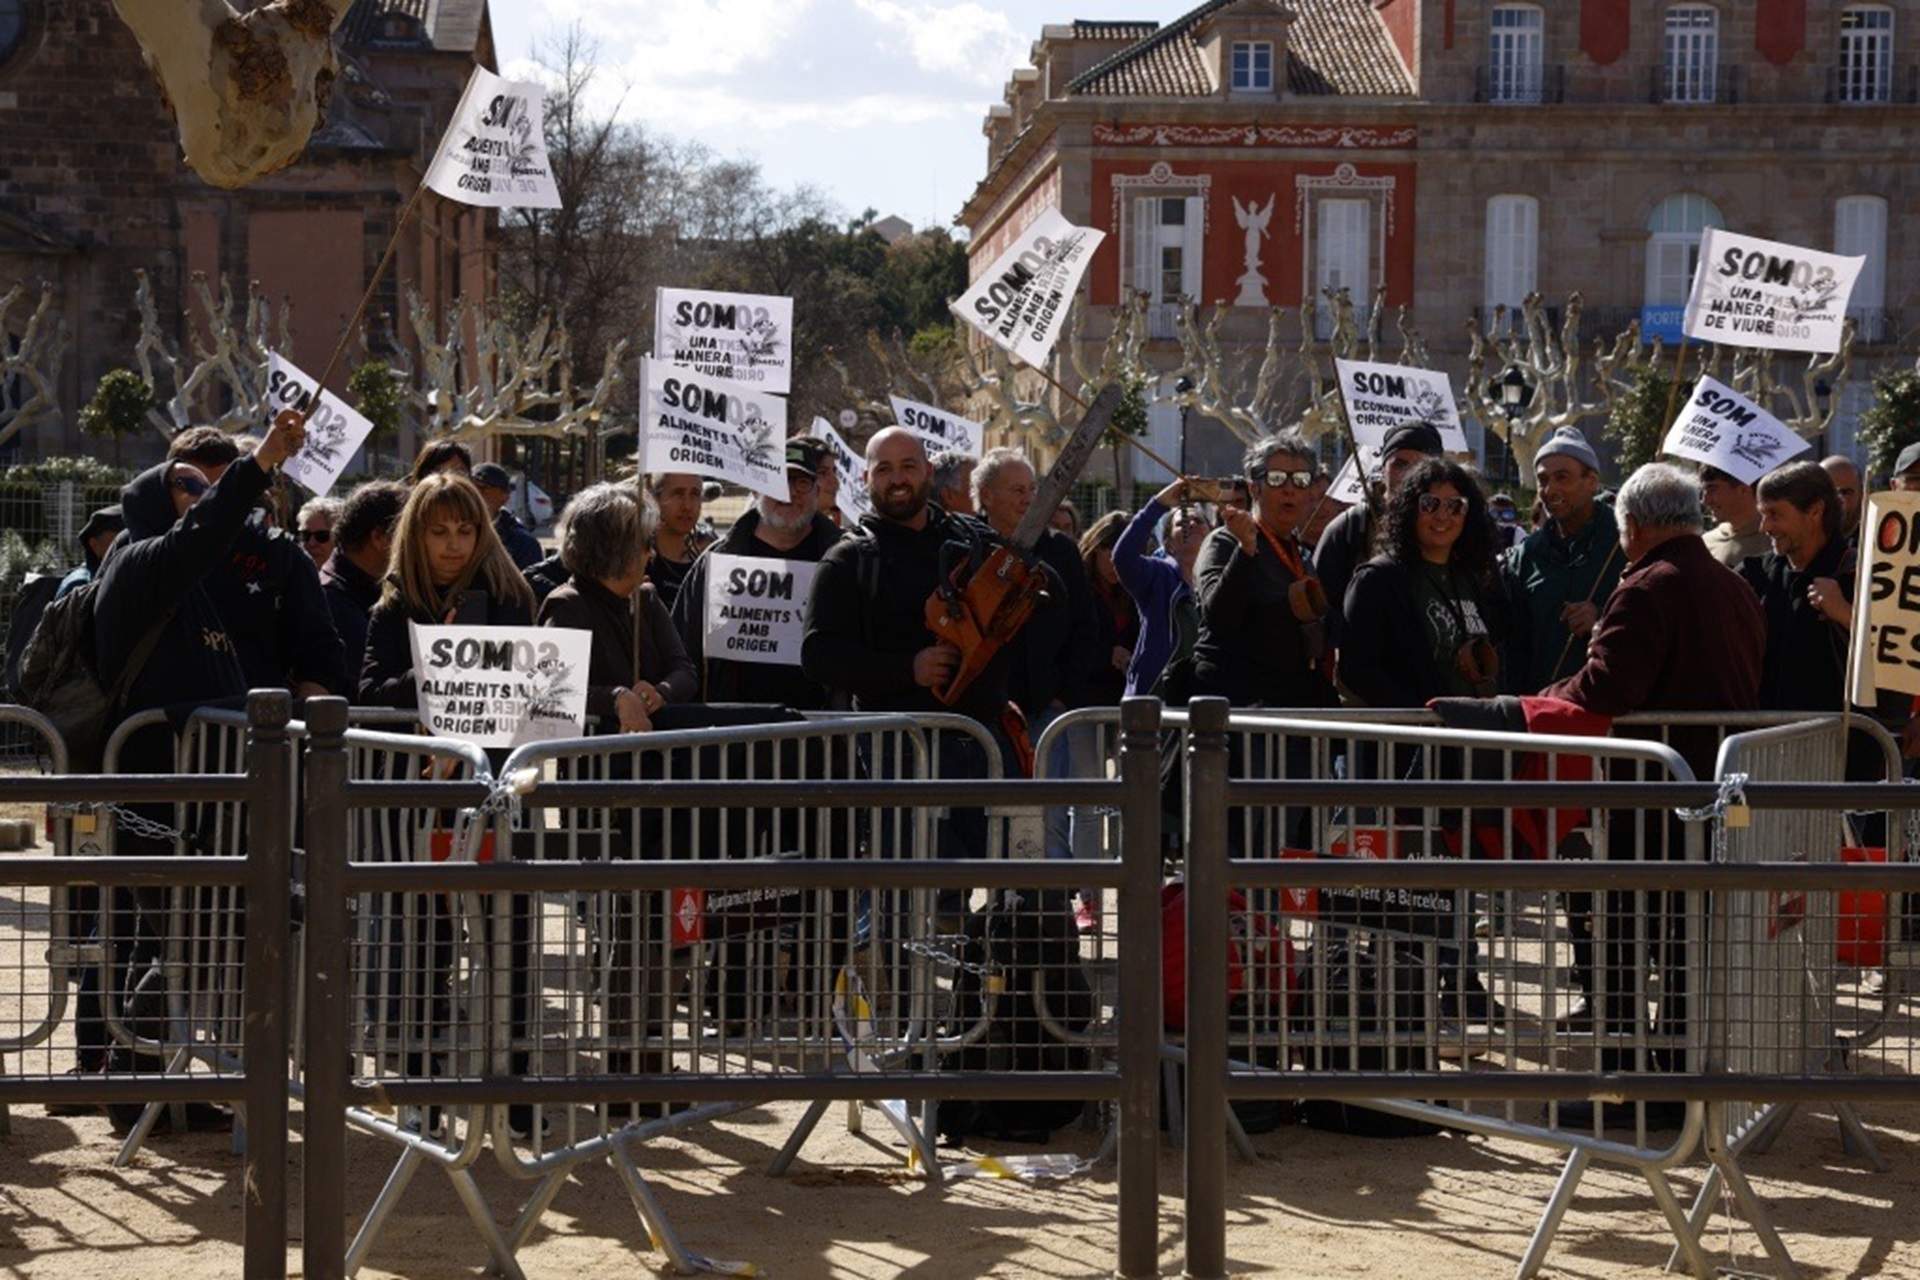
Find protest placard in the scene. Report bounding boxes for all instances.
[1327,446,1378,506]
[1682,228,1864,355]
[263,351,376,496]
[641,357,789,500]
[423,66,562,210]
[703,552,819,667]
[1333,359,1469,451]
[887,395,985,458]
[653,287,794,395]
[951,208,1105,367]
[1849,492,1920,704]
[408,624,591,748]
[809,417,873,523]
[1660,374,1810,485]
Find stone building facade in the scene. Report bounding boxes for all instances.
[959,0,1917,485]
[0,0,494,460]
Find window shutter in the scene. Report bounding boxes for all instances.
[1181,196,1205,301]
[1131,197,1156,298]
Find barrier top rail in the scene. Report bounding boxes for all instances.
[497,712,950,775]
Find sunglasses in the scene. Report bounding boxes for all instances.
[170,473,209,498]
[1261,469,1315,490]
[298,529,334,545]
[1417,494,1470,517]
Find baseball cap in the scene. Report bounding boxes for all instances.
[1379,421,1445,457]
[1897,442,1920,477]
[470,462,513,491]
[785,437,829,472]
[78,505,123,545]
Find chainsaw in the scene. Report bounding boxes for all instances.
[924,382,1126,706]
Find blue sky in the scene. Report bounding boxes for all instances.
[491,1,1179,236]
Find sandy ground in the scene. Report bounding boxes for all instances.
[3,805,1918,1279]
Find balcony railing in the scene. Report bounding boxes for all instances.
[1649,62,1743,105]
[1475,63,1566,105]
[1824,63,1920,104]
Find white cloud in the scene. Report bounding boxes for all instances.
[852,0,1031,86]
[520,0,814,81]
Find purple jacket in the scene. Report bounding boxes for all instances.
[1113,499,1190,697]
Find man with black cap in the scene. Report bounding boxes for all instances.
[1313,419,1444,650]
[1504,425,1622,694]
[472,462,544,570]
[55,506,124,601]
[672,438,842,708]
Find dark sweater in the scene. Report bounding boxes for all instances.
[204,518,348,695]
[358,586,535,709]
[1340,556,1508,709]
[538,577,697,729]
[1739,537,1852,712]
[319,549,383,691]
[1190,525,1335,709]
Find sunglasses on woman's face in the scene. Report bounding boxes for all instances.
[298,529,334,545]
[1417,494,1470,517]
[1262,469,1315,490]
[170,474,209,498]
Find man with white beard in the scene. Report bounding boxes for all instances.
[671,438,843,708]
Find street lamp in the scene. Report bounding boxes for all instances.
[1489,365,1533,487]
[1174,375,1195,485]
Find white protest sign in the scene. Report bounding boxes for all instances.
[1660,375,1810,485]
[408,624,591,748]
[1849,491,1920,704]
[951,208,1105,367]
[1682,228,1864,354]
[809,417,873,524]
[1327,447,1378,507]
[423,66,562,210]
[703,552,819,667]
[654,288,794,395]
[642,357,789,500]
[887,395,984,459]
[1333,359,1469,452]
[263,352,376,496]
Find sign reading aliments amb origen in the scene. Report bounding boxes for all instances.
[423,65,562,210]
[887,395,985,459]
[408,624,591,748]
[264,351,376,497]
[702,552,820,666]
[951,207,1106,367]
[1849,491,1920,704]
[1682,228,1865,355]
[640,357,789,500]
[654,287,795,395]
[1659,374,1810,486]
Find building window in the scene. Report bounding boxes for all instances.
[1644,193,1724,317]
[1664,5,1718,103]
[1489,5,1545,103]
[0,0,24,66]
[1484,195,1539,318]
[1835,195,1888,340]
[1315,198,1372,337]
[1231,41,1274,92]
[1130,195,1204,337]
[1839,6,1894,103]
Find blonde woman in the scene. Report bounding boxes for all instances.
[357,472,535,707]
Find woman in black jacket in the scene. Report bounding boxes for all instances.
[357,472,535,707]
[1340,459,1507,709]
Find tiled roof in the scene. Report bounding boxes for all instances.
[1067,0,1413,98]
[340,0,488,54]
[1071,20,1161,40]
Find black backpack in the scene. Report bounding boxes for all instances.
[936,888,1095,1144]
[1292,936,1444,1138]
[2,570,61,700]
[15,579,172,771]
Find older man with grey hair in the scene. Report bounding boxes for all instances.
[931,449,976,515]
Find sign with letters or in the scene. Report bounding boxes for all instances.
[653,287,794,394]
[409,624,590,748]
[1660,375,1809,485]
[887,395,984,458]
[1683,228,1864,354]
[951,208,1105,367]
[265,352,375,496]
[640,357,788,500]
[423,66,562,209]
[1849,491,1920,704]
[702,552,818,666]
[809,417,873,523]
[1333,358,1469,452]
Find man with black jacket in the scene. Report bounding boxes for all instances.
[164,427,348,699]
[673,440,840,708]
[473,462,544,570]
[319,480,406,680]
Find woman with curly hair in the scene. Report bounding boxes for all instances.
[1339,458,1507,708]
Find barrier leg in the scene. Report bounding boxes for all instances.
[507,1166,574,1254]
[346,1147,424,1276]
[1644,1167,1712,1280]
[1668,1165,1722,1275]
[1834,1103,1887,1170]
[1744,1101,1795,1157]
[1515,1148,1588,1280]
[611,1142,699,1275]
[768,1098,831,1176]
[1708,1104,1802,1280]
[112,1044,190,1168]
[445,1165,526,1280]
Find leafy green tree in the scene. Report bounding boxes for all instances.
[1856,367,1920,483]
[1106,373,1151,491]
[1604,366,1683,476]
[77,369,154,466]
[349,360,407,474]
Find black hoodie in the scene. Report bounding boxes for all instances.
[671,506,841,709]
[94,456,270,770]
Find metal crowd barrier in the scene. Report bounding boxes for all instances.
[0,692,294,1277]
[0,706,68,1137]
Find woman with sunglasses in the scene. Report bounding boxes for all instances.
[296,496,342,571]
[1191,430,1336,711]
[1340,458,1508,708]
